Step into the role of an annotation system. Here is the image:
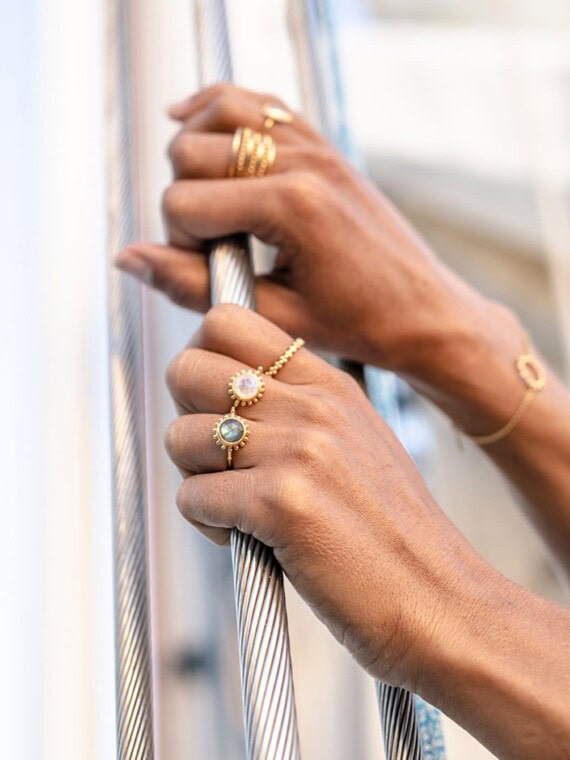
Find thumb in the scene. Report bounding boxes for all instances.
[116,243,210,311]
[115,243,306,336]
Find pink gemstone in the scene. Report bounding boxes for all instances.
[234,373,261,400]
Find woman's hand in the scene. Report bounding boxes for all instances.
[116,83,506,380]
[162,304,570,760]
[117,84,570,574]
[163,304,570,760]
[163,303,489,689]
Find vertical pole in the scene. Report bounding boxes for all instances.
[106,0,155,757]
[287,1,445,758]
[193,2,301,758]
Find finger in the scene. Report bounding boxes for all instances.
[166,346,292,415]
[162,176,280,248]
[176,469,275,543]
[179,99,313,145]
[116,241,316,338]
[116,243,210,311]
[168,83,284,120]
[170,85,322,145]
[186,517,231,547]
[168,84,316,141]
[192,304,328,384]
[168,132,294,180]
[165,413,263,473]
[162,172,329,249]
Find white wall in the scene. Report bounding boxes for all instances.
[1,1,115,757]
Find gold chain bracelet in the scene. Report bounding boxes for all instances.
[462,332,546,446]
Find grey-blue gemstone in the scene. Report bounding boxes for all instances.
[219,418,245,444]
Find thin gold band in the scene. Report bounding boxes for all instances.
[264,338,305,377]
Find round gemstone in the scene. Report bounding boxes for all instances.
[234,373,261,401]
[219,418,245,444]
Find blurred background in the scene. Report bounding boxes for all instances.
[2,0,569,758]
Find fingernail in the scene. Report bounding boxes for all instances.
[115,246,154,285]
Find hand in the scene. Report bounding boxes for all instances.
[116,83,508,382]
[163,303,491,689]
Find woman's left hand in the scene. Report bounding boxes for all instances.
[164,303,493,691]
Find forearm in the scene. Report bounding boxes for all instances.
[401,298,570,577]
[417,566,570,760]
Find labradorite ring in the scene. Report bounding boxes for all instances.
[213,409,250,468]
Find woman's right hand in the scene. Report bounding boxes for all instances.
[116,84,520,393]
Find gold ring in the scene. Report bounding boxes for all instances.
[228,368,266,407]
[261,103,293,131]
[214,338,305,468]
[228,128,276,179]
[213,408,250,468]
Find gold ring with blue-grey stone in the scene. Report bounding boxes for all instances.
[213,407,250,468]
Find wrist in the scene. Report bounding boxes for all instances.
[399,296,529,435]
[415,567,570,758]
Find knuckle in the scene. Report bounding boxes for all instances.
[200,303,240,347]
[165,347,210,403]
[161,182,185,219]
[175,479,193,519]
[294,429,335,468]
[167,132,189,170]
[310,146,344,179]
[268,471,306,516]
[211,93,240,129]
[279,171,330,218]
[333,368,361,397]
[165,351,188,395]
[203,82,234,100]
[163,419,183,458]
[297,389,339,427]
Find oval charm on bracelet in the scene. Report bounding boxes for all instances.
[516,353,546,392]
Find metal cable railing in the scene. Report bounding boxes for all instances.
[106,0,154,758]
[194,2,301,758]
[287,2,445,758]
[104,0,444,756]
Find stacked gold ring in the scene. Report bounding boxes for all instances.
[228,127,276,178]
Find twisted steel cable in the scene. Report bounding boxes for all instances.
[106,0,154,757]
[194,2,301,758]
[287,2,446,758]
[377,682,422,760]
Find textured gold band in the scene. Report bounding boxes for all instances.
[228,127,276,179]
[264,338,305,377]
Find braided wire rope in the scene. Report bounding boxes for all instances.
[287,2,446,758]
[193,2,301,758]
[106,0,154,758]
